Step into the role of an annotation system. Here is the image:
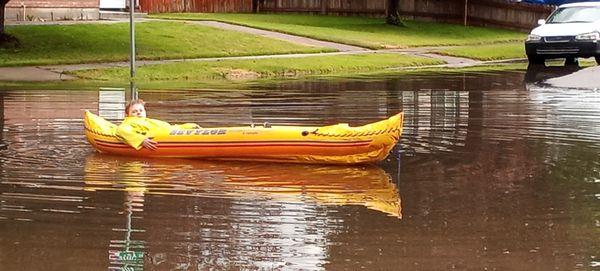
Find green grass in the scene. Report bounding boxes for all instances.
[433,42,526,61]
[151,13,527,49]
[2,62,533,91]
[71,53,444,84]
[0,21,334,67]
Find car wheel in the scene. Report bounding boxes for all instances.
[565,57,578,65]
[527,54,545,65]
[595,56,600,65]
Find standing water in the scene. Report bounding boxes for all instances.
[0,70,598,270]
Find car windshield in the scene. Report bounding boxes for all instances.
[547,6,600,23]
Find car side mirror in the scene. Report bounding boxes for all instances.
[537,19,546,25]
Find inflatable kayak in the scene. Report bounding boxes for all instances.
[84,111,404,165]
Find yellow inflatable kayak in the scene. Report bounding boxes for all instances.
[84,111,404,165]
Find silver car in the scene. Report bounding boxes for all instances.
[525,2,600,64]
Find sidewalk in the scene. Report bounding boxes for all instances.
[0,67,75,81]
[1,19,488,82]
[174,20,367,52]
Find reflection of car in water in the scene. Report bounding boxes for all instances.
[84,154,402,218]
[525,2,600,65]
[523,63,582,84]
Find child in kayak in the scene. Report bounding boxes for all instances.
[116,99,200,150]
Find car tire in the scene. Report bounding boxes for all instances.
[527,54,545,65]
[565,57,578,65]
[595,56,600,65]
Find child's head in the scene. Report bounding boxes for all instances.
[125,99,146,118]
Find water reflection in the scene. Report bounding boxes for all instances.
[83,154,400,270]
[1,70,599,270]
[108,191,145,271]
[83,154,402,218]
[524,63,583,84]
[0,92,5,150]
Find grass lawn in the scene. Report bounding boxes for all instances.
[151,13,527,49]
[0,21,333,67]
[71,53,444,85]
[2,62,534,91]
[433,42,526,61]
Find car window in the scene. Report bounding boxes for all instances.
[547,6,600,23]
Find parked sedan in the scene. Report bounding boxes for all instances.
[525,2,600,65]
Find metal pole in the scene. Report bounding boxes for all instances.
[129,0,137,98]
[129,0,136,84]
[464,0,468,26]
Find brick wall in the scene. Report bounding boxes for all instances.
[5,0,100,21]
[6,0,99,8]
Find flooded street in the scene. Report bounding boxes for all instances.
[0,69,599,270]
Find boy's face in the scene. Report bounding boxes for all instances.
[128,103,146,118]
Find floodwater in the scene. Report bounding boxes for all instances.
[0,68,599,270]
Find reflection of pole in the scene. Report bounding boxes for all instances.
[0,92,4,150]
[385,79,401,114]
[396,150,402,186]
[125,201,133,252]
[0,92,4,195]
[111,192,145,270]
[467,81,483,151]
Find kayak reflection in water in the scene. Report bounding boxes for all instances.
[116,99,200,150]
[83,154,402,218]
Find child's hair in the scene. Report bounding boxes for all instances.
[125,99,146,115]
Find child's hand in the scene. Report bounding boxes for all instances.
[142,138,157,150]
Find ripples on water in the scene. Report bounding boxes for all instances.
[0,70,599,270]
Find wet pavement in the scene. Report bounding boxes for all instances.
[544,65,600,89]
[0,69,598,270]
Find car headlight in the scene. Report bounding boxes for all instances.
[527,34,542,42]
[575,32,600,41]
